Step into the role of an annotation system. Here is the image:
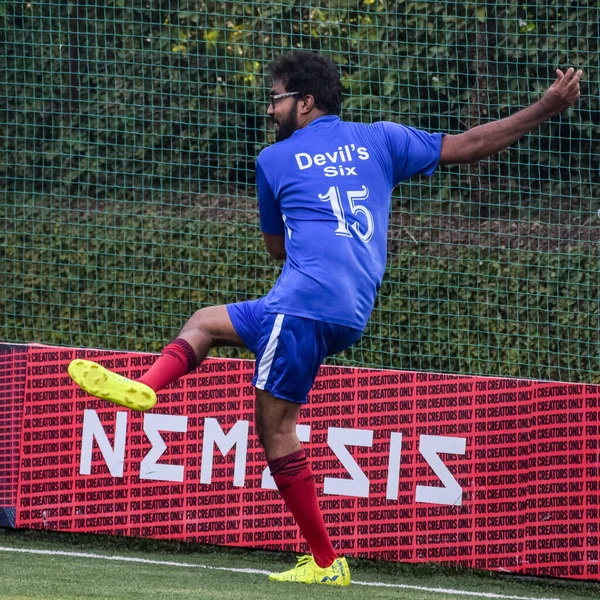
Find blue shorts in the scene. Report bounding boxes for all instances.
[227,298,363,404]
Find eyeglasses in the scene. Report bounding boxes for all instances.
[269,91,299,109]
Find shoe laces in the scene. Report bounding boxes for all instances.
[294,555,314,568]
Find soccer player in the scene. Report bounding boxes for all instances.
[69,52,582,586]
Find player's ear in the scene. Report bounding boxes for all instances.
[300,94,315,114]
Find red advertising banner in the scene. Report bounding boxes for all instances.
[10,345,600,581]
[0,344,27,523]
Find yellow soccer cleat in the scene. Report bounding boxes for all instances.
[269,555,350,586]
[68,359,156,411]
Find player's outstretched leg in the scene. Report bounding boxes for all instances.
[269,556,350,586]
[68,359,157,411]
[68,306,245,411]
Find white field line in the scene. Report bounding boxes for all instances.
[0,546,560,600]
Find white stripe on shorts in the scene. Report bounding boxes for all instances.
[255,314,285,390]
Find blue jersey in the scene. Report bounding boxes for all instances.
[256,115,442,329]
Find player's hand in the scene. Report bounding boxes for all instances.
[540,67,583,115]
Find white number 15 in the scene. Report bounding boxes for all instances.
[318,185,374,243]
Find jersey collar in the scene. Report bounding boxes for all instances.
[305,115,340,128]
[290,115,340,139]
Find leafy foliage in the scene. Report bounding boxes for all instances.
[1,1,597,209]
[1,1,599,381]
[1,203,598,382]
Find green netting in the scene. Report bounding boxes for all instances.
[1,1,599,383]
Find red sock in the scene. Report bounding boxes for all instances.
[270,449,337,568]
[138,338,198,392]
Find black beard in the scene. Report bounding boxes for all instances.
[274,107,298,142]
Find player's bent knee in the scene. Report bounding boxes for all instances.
[255,410,298,451]
[255,428,294,455]
[180,306,239,345]
[183,308,212,334]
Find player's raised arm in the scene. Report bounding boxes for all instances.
[439,67,584,165]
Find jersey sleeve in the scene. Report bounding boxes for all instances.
[379,122,444,185]
[256,156,285,236]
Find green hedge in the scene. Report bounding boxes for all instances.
[2,204,598,383]
[1,1,598,213]
[1,1,598,383]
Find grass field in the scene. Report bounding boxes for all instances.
[1,530,600,600]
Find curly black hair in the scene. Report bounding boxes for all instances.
[268,51,342,116]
